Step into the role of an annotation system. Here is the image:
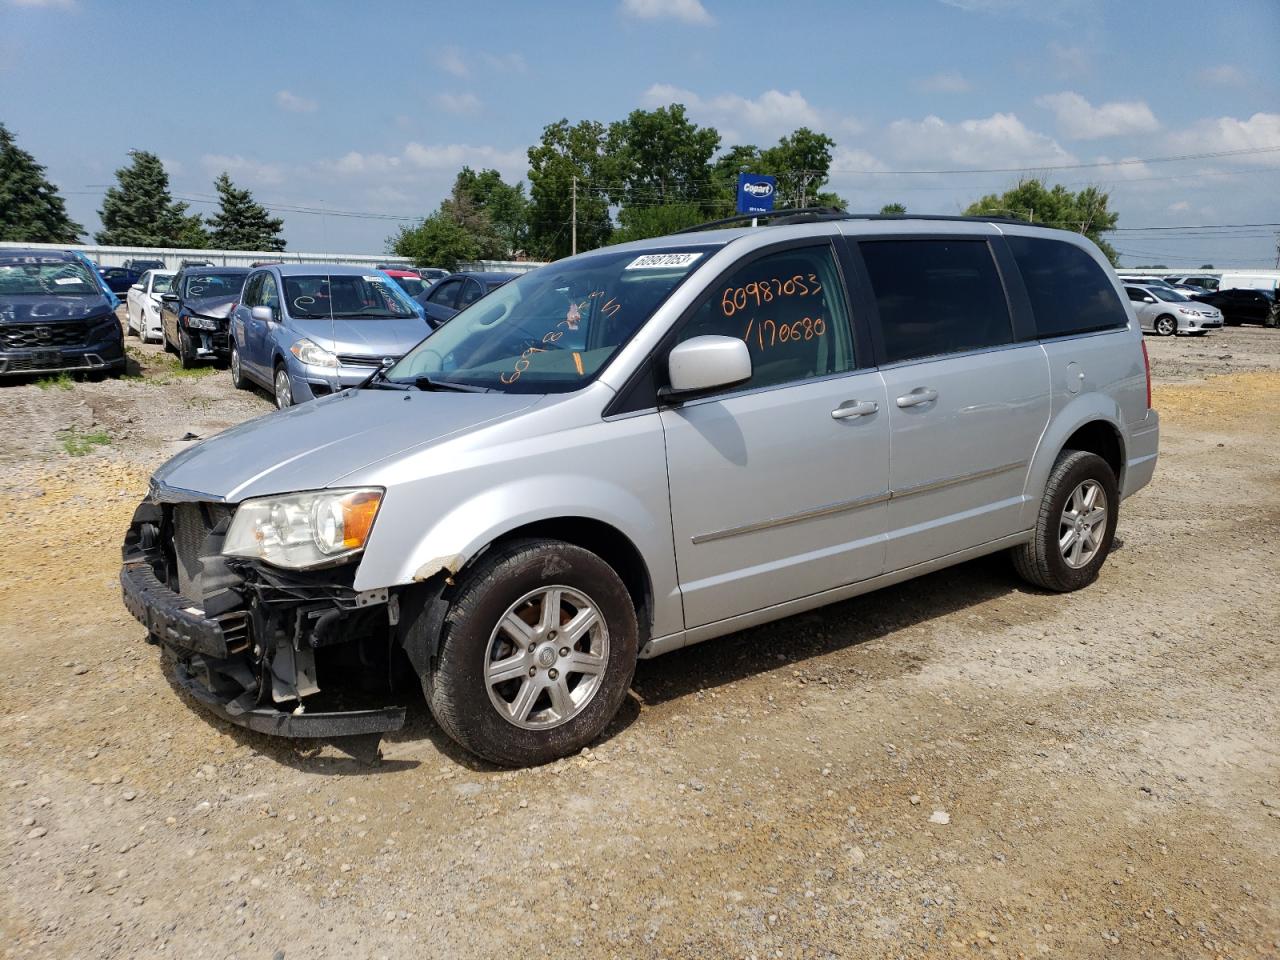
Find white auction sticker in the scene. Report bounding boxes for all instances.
[363,275,383,282]
[625,252,703,270]
[54,277,85,285]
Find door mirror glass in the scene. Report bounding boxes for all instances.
[665,336,751,396]
[251,305,275,323]
[1143,296,1157,303]
[161,292,178,301]
[129,283,143,291]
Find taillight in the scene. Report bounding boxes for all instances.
[1141,339,1152,410]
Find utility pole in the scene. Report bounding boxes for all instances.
[571,175,577,256]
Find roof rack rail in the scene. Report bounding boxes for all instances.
[675,208,1043,234]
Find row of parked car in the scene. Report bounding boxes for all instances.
[120,261,519,406]
[1118,273,1278,335]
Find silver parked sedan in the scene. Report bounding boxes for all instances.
[1124,283,1223,335]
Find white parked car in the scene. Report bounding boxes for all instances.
[125,269,175,342]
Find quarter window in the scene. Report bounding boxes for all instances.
[1007,236,1129,338]
[860,239,1013,364]
[458,279,484,308]
[672,245,854,391]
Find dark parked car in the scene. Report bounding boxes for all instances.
[159,266,250,367]
[1191,287,1278,327]
[0,249,125,378]
[122,258,166,273]
[98,265,143,296]
[414,271,517,327]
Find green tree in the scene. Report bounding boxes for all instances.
[759,129,841,209]
[0,123,83,243]
[1200,263,1214,269]
[607,105,721,212]
[454,167,528,256]
[205,172,285,251]
[96,150,207,247]
[879,202,907,215]
[526,119,615,259]
[964,179,1119,263]
[389,210,481,271]
[613,202,707,243]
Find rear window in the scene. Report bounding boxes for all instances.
[1007,236,1129,338]
[860,239,1014,364]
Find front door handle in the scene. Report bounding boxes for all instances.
[831,399,879,420]
[895,387,938,408]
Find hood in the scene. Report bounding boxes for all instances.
[0,294,114,324]
[151,388,543,502]
[292,316,430,358]
[186,295,239,320]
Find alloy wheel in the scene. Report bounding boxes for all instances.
[1059,479,1107,569]
[274,368,292,409]
[483,585,609,730]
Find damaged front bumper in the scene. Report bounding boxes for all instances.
[120,496,407,737]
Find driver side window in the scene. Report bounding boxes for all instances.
[673,245,855,391]
[260,275,279,313]
[242,273,263,307]
[429,279,461,307]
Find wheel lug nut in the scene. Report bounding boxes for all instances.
[527,643,536,653]
[559,647,569,657]
[528,666,536,676]
[548,630,557,640]
[548,668,558,680]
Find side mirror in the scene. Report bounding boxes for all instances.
[661,336,752,401]
[129,283,143,291]
[161,292,178,302]
[1143,296,1156,303]
[250,305,275,323]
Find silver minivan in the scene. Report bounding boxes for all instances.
[121,215,1159,766]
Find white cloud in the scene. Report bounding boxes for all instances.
[1167,112,1280,166]
[1168,200,1190,212]
[480,51,526,73]
[918,72,971,94]
[884,112,1075,169]
[1197,64,1246,87]
[323,143,527,181]
[829,147,888,175]
[434,92,482,114]
[437,46,468,78]
[1047,41,1091,79]
[1036,91,1158,139]
[275,90,317,114]
[199,154,287,185]
[8,0,76,7]
[620,0,714,25]
[641,84,859,143]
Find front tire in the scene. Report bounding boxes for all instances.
[422,539,638,767]
[1012,450,1119,592]
[1154,315,1177,336]
[273,365,293,409]
[178,330,197,368]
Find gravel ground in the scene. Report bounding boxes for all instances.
[1,315,1277,959]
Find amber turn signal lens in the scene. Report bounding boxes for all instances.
[342,491,381,549]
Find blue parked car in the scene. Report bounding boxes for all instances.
[0,249,125,378]
[414,271,518,327]
[228,264,429,408]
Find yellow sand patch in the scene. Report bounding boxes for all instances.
[1153,371,1280,426]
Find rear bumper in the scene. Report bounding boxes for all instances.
[1122,409,1159,499]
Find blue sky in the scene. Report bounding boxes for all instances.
[3,0,1278,266]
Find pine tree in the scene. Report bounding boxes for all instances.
[0,122,83,243]
[205,173,286,251]
[96,150,207,247]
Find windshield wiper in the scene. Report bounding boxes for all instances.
[328,311,408,319]
[413,376,488,393]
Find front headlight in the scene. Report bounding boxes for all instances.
[223,488,383,569]
[185,313,219,330]
[290,338,339,368]
[1178,308,1201,317]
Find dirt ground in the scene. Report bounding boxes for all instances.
[1,317,1277,960]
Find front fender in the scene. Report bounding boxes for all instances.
[1020,393,1124,530]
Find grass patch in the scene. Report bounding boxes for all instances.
[60,427,112,457]
[35,373,74,391]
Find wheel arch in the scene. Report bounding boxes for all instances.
[1022,398,1126,530]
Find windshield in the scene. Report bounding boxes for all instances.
[0,259,101,296]
[1152,287,1190,302]
[386,247,710,393]
[151,274,172,293]
[283,273,419,319]
[184,272,246,299]
[389,275,428,299]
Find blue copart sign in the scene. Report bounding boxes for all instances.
[736,174,777,215]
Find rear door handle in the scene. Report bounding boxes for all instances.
[831,399,879,420]
[895,387,938,408]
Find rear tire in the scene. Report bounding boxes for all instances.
[1154,315,1177,336]
[422,538,638,767]
[229,342,249,390]
[1012,450,1119,592]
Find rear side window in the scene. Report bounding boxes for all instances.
[860,239,1013,364]
[1007,236,1128,338]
